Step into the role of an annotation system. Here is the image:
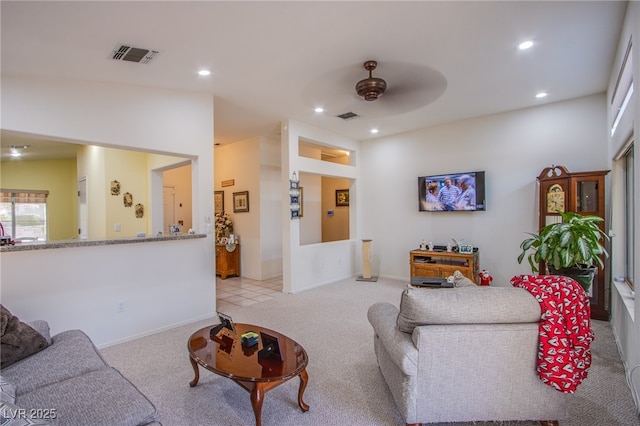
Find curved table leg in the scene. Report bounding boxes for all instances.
[298,368,309,412]
[189,355,200,387]
[250,384,265,426]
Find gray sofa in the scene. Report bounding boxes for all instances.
[367,277,568,426]
[1,320,160,426]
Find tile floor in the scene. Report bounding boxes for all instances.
[216,276,283,311]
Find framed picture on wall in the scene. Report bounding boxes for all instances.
[336,189,349,207]
[214,191,224,214]
[233,191,249,213]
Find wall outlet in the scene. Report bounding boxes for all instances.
[116,300,125,312]
[114,223,121,232]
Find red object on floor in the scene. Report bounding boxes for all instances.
[479,269,493,286]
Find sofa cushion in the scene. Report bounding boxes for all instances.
[0,305,49,368]
[397,286,541,333]
[16,368,160,426]
[1,330,108,395]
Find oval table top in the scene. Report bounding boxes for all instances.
[188,323,308,383]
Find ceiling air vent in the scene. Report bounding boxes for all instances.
[111,45,159,64]
[336,112,359,120]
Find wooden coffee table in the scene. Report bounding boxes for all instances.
[188,323,309,426]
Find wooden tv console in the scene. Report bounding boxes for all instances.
[410,249,479,284]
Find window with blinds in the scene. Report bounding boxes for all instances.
[624,144,634,289]
[0,189,49,241]
[611,39,633,137]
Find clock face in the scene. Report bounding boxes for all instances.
[546,184,565,213]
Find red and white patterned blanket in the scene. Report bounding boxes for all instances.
[511,274,594,393]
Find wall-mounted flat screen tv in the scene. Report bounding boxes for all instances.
[418,171,486,212]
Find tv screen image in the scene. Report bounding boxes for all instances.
[418,171,486,212]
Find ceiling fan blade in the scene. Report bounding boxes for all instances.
[300,61,447,119]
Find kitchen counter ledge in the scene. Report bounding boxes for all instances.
[0,233,207,252]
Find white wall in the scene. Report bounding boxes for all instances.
[0,76,216,347]
[299,173,322,245]
[281,120,361,293]
[360,94,609,286]
[1,239,213,347]
[607,1,640,407]
[259,137,284,279]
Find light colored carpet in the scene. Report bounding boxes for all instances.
[101,277,640,426]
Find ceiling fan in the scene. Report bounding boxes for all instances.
[355,60,387,101]
[301,60,447,119]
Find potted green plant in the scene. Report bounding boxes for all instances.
[517,211,609,292]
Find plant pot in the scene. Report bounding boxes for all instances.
[548,266,596,293]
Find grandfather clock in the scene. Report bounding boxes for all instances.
[537,165,610,320]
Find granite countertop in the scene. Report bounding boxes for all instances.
[0,233,208,252]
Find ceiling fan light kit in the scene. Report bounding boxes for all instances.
[355,60,387,101]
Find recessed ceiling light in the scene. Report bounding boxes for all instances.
[9,145,28,157]
[535,92,548,99]
[518,40,534,50]
[198,70,211,76]
[370,128,379,134]
[314,107,324,113]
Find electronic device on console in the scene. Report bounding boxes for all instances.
[410,277,453,288]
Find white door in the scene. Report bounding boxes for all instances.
[77,177,87,240]
[163,186,175,233]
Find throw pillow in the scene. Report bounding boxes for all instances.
[451,270,477,287]
[25,320,51,345]
[0,305,49,368]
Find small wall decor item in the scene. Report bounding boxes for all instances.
[221,179,235,187]
[214,191,224,215]
[135,203,144,218]
[299,187,304,217]
[110,180,121,196]
[336,189,349,206]
[123,192,133,207]
[233,191,249,213]
[289,171,300,219]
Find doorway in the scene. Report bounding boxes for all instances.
[163,186,175,234]
[77,177,87,240]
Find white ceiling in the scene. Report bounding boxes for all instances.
[0,1,627,158]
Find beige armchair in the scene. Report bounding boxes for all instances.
[367,279,568,426]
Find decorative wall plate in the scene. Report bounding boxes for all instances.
[110,180,121,195]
